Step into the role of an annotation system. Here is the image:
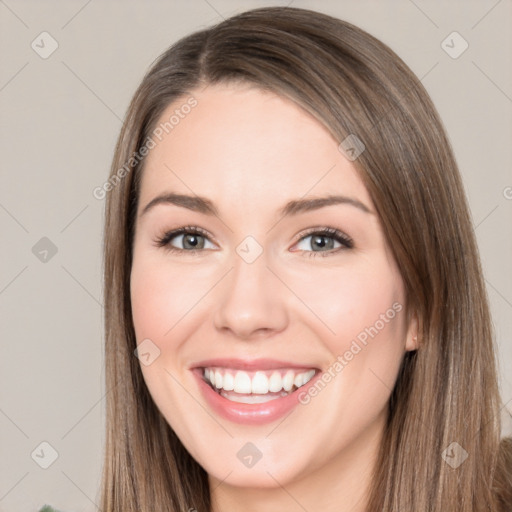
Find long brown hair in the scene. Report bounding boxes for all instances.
[100,6,512,511]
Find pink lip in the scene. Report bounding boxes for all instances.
[191,363,322,426]
[191,358,318,371]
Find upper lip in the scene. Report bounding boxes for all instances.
[191,358,320,371]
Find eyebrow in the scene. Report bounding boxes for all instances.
[139,192,373,218]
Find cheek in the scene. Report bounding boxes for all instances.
[129,257,200,425]
[130,266,172,341]
[130,256,206,342]
[278,262,407,453]
[286,259,405,346]
[286,258,407,414]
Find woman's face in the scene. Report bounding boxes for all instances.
[130,83,417,491]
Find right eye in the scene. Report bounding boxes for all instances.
[154,226,216,254]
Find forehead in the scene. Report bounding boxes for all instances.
[138,83,372,214]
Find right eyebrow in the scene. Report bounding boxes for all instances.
[139,193,218,217]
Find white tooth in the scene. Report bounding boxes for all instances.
[214,370,223,389]
[209,370,216,386]
[233,371,252,393]
[251,371,269,394]
[220,389,289,403]
[283,370,295,391]
[204,368,210,380]
[223,371,234,391]
[294,373,304,388]
[303,369,316,385]
[268,371,283,392]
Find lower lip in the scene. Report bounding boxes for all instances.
[192,369,319,425]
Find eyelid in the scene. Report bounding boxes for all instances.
[154,225,215,253]
[154,225,353,255]
[291,226,353,250]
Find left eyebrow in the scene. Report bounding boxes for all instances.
[138,192,373,218]
[278,195,373,216]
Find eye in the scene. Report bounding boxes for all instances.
[154,225,353,257]
[293,227,353,257]
[154,226,215,254]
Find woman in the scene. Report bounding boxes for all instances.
[96,6,511,511]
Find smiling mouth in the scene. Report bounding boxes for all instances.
[202,367,318,404]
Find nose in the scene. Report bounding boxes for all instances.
[212,250,289,340]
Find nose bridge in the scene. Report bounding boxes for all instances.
[212,239,288,338]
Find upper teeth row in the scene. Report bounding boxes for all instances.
[203,368,316,394]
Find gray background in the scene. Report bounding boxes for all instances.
[0,1,511,510]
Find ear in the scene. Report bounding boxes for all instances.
[405,309,419,352]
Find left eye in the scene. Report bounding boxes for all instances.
[293,228,353,256]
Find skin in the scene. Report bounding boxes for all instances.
[130,82,418,512]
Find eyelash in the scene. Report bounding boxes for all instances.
[154,225,354,258]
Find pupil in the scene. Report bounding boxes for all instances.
[185,234,201,249]
[313,235,332,250]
